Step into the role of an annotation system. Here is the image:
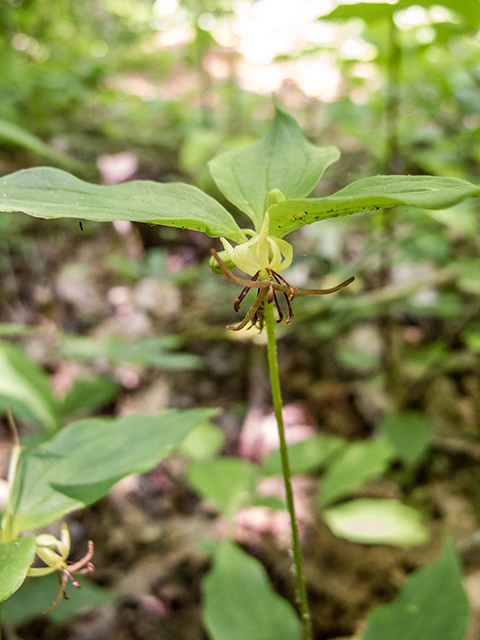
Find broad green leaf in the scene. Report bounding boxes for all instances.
[0,341,59,433]
[59,333,203,370]
[208,105,340,231]
[2,573,119,624]
[59,375,120,420]
[263,433,345,476]
[10,409,218,535]
[321,438,394,506]
[363,536,470,640]
[202,539,300,640]
[0,167,246,243]
[0,536,36,603]
[268,175,480,238]
[179,422,225,460]
[187,457,258,518]
[322,0,480,28]
[380,411,432,468]
[324,499,429,546]
[0,119,84,171]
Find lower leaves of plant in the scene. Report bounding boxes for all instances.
[9,408,218,537]
[202,539,301,640]
[363,536,470,640]
[0,408,218,606]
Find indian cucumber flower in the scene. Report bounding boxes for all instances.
[211,195,355,332]
[220,212,293,278]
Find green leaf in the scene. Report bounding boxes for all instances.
[363,536,470,640]
[202,539,300,640]
[380,412,432,468]
[322,1,397,23]
[0,119,84,171]
[322,0,480,28]
[60,333,203,370]
[263,433,345,476]
[321,438,394,506]
[179,422,225,460]
[10,408,218,536]
[0,341,59,433]
[209,105,340,231]
[0,536,36,603]
[268,176,480,238]
[2,573,119,624]
[0,167,246,243]
[324,499,429,546]
[187,457,258,518]
[59,375,120,420]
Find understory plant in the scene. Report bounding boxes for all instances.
[1,105,479,639]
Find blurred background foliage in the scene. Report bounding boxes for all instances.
[1,0,480,638]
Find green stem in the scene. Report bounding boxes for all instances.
[264,300,313,640]
[1,409,21,543]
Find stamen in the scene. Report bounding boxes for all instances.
[211,248,355,332]
[271,289,284,323]
[272,272,295,324]
[227,288,268,331]
[282,276,355,297]
[267,271,275,304]
[234,271,260,312]
[272,271,295,301]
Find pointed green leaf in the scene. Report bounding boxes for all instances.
[380,411,432,468]
[268,175,480,238]
[0,167,246,242]
[10,408,219,535]
[363,536,470,640]
[324,499,429,546]
[0,119,84,171]
[209,105,340,230]
[179,422,225,461]
[187,457,258,518]
[0,341,59,433]
[59,333,203,370]
[0,536,36,603]
[59,375,120,420]
[321,438,394,506]
[202,539,300,640]
[263,433,345,476]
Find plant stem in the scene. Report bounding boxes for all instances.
[1,409,21,543]
[264,300,313,640]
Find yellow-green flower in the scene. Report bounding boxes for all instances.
[211,213,354,331]
[27,523,94,614]
[220,213,293,277]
